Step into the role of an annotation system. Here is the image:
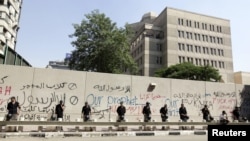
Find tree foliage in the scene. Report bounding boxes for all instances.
[154,62,222,82]
[68,10,138,74]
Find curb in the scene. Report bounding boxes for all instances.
[0,130,207,138]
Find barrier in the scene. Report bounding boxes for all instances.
[0,121,249,134]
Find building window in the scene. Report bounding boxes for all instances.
[219,61,223,68]
[202,35,205,41]
[213,37,216,43]
[210,36,213,43]
[190,45,193,52]
[186,32,189,39]
[211,60,214,67]
[179,56,182,63]
[178,18,181,25]
[203,59,206,66]
[205,35,208,42]
[178,43,182,50]
[156,44,162,51]
[221,50,224,56]
[156,56,162,64]
[203,47,206,54]
[187,44,190,51]
[211,48,214,55]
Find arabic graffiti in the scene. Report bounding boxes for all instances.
[0,86,11,95]
[93,84,130,93]
[20,82,77,90]
[0,76,8,84]
[91,107,110,119]
[17,92,79,113]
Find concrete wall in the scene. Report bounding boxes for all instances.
[0,64,250,122]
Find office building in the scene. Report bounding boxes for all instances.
[0,0,30,66]
[129,7,234,83]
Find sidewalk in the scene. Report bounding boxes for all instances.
[0,125,207,138]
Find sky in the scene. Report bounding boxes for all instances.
[16,0,250,72]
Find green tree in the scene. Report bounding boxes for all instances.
[68,10,138,74]
[154,62,221,82]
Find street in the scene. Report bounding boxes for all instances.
[2,135,207,141]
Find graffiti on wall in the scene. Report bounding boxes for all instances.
[0,75,80,121]
[1,71,249,121]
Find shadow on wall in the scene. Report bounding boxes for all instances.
[240,85,250,120]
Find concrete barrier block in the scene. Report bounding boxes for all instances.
[179,126,183,130]
[108,126,112,131]
[152,126,157,131]
[45,126,56,132]
[162,126,170,130]
[0,126,4,132]
[17,126,23,132]
[191,126,195,130]
[202,126,207,130]
[38,126,43,132]
[91,127,96,131]
[117,126,128,131]
[56,126,63,132]
[5,126,17,132]
[75,126,80,131]
[84,127,95,131]
[139,126,143,131]
[144,126,151,131]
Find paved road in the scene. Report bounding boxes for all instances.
[2,135,207,141]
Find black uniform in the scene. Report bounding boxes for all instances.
[55,104,64,119]
[82,105,91,121]
[117,105,126,121]
[142,105,151,122]
[201,107,213,122]
[179,106,189,122]
[160,106,168,122]
[232,107,247,122]
[7,101,20,121]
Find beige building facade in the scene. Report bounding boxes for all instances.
[0,0,22,55]
[234,71,250,85]
[129,7,234,83]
